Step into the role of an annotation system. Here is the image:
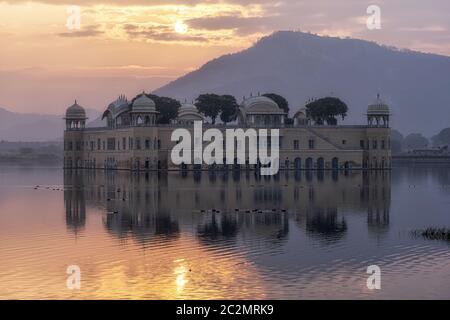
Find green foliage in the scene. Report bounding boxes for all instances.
[131,93,181,124]
[148,94,181,124]
[404,133,428,149]
[305,97,348,125]
[219,95,239,124]
[412,228,450,242]
[195,94,238,124]
[431,128,450,147]
[262,93,289,114]
[195,94,222,124]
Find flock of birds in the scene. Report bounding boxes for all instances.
[33,185,64,191]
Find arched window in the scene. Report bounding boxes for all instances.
[294,158,302,171]
[305,157,313,169]
[317,157,324,170]
[332,157,339,170]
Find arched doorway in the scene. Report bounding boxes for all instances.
[294,158,302,171]
[305,157,313,170]
[331,157,339,170]
[317,157,324,170]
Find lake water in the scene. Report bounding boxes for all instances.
[0,166,449,299]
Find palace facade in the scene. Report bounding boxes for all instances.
[63,94,391,171]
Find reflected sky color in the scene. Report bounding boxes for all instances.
[0,166,449,299]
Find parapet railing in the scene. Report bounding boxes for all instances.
[68,124,378,132]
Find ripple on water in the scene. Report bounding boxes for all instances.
[1,167,450,299]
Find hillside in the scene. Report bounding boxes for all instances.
[156,31,450,136]
[0,107,101,142]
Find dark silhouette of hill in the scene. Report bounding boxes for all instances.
[155,31,450,136]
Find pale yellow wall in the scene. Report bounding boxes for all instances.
[64,125,391,170]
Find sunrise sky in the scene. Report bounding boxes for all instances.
[1,0,449,115]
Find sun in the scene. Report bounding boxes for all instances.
[174,20,188,34]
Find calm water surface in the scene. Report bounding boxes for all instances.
[0,166,449,299]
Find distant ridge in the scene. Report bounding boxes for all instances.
[155,31,450,136]
[0,107,100,142]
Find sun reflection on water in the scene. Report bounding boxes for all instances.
[174,261,189,293]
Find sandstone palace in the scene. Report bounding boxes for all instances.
[63,93,391,171]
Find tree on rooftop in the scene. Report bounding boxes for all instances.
[131,93,180,124]
[195,94,222,124]
[305,97,348,125]
[262,93,289,114]
[219,95,239,124]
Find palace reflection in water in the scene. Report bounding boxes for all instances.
[3,166,450,299]
[64,169,391,247]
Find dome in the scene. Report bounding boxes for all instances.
[131,93,157,113]
[177,101,204,122]
[65,100,87,120]
[108,94,128,109]
[179,102,198,113]
[103,95,130,119]
[367,94,389,115]
[293,107,307,119]
[241,96,285,114]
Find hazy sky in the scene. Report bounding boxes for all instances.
[1,0,449,114]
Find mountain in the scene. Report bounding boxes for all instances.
[155,31,450,136]
[0,107,101,142]
[86,114,106,128]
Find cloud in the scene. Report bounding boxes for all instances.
[55,1,270,45]
[185,15,276,35]
[140,31,210,43]
[1,0,277,5]
[58,24,104,37]
[0,0,270,9]
[400,26,447,32]
[2,0,450,56]
[124,24,210,43]
[1,0,200,5]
